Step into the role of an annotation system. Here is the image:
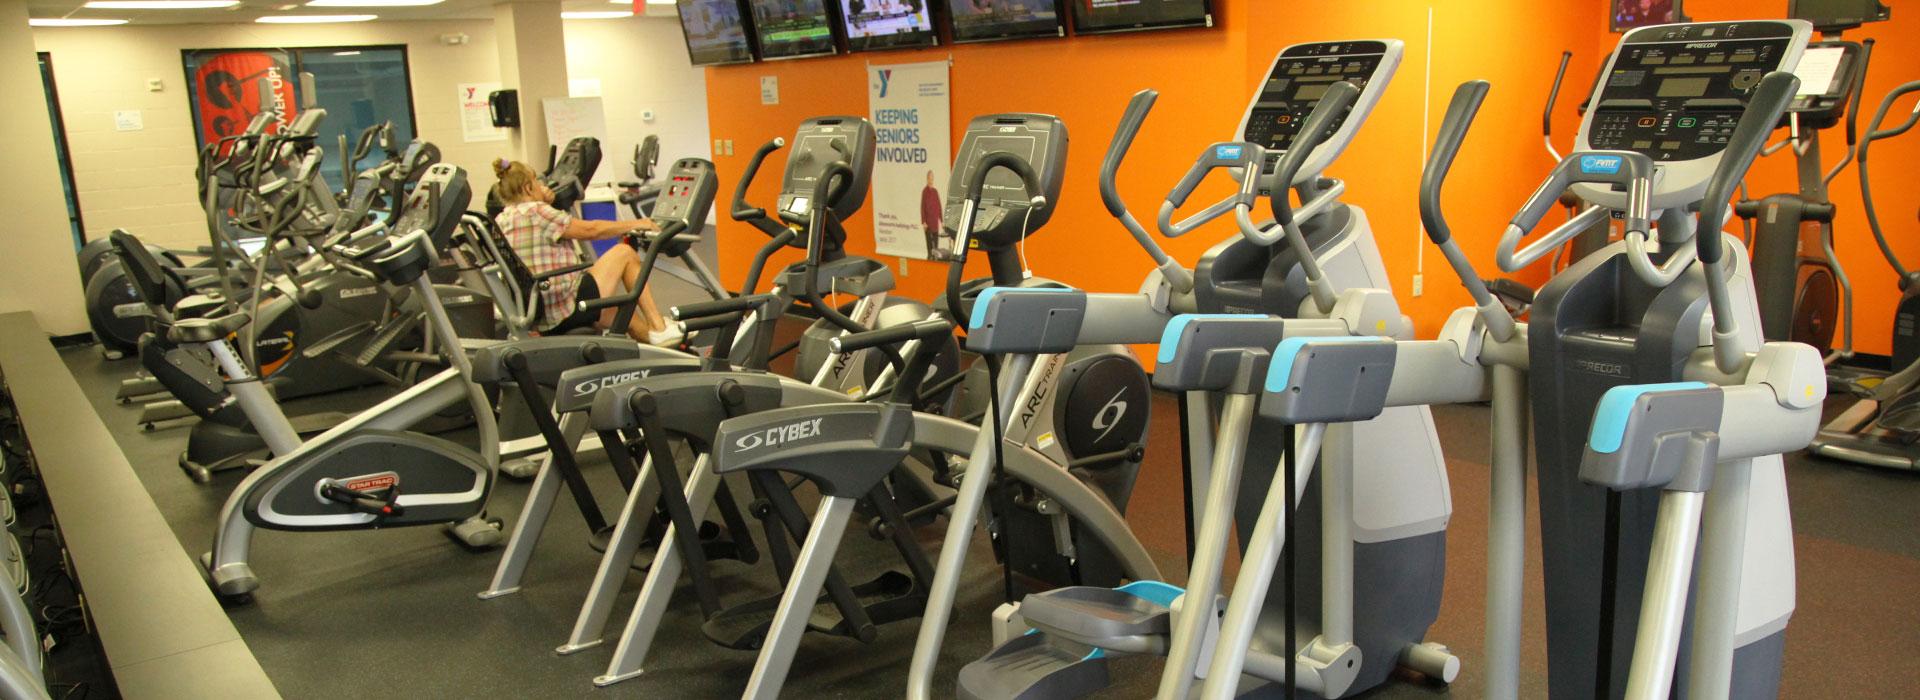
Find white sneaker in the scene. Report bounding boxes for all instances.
[646,327,684,346]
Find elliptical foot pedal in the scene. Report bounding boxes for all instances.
[352,312,423,366]
[957,632,1110,700]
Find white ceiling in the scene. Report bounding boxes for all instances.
[25,1,678,25]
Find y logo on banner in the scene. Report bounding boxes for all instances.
[875,69,893,98]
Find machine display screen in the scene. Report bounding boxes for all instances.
[750,0,838,59]
[947,0,1064,43]
[1656,77,1709,97]
[678,0,756,66]
[839,0,937,52]
[1241,45,1384,152]
[1070,0,1210,36]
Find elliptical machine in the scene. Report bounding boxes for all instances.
[915,39,1454,700]
[1403,20,1823,698]
[1810,79,1920,469]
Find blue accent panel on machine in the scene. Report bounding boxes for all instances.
[1587,381,1711,454]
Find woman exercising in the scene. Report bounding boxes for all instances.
[491,159,679,344]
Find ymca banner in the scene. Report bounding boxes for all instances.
[866,61,952,261]
[187,49,296,146]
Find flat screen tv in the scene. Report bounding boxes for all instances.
[750,0,839,59]
[839,0,938,52]
[1788,0,1890,31]
[1610,0,1681,32]
[678,0,756,66]
[1069,0,1210,36]
[947,0,1064,43]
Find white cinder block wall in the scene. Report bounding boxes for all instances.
[33,15,710,252]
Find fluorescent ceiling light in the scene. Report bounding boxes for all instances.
[615,0,679,4]
[563,10,632,19]
[306,0,443,6]
[256,13,378,22]
[332,50,362,55]
[30,17,133,26]
[30,17,131,26]
[83,1,239,8]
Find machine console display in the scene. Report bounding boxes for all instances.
[1242,41,1386,153]
[943,114,1068,251]
[650,158,720,233]
[1584,21,1799,161]
[776,116,877,229]
[1236,39,1398,188]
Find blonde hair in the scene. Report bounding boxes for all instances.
[492,158,541,204]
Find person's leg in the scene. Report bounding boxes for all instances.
[587,244,637,330]
[617,252,670,334]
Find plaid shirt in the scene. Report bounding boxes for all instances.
[496,201,588,329]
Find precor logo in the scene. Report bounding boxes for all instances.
[733,418,825,453]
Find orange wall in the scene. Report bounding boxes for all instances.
[698,1,1913,350]
[1625,1,1919,358]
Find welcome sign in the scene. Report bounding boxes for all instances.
[867,61,952,261]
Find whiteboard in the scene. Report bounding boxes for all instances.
[542,96,609,160]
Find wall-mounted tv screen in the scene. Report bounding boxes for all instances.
[749,0,839,59]
[1069,0,1210,35]
[678,0,756,66]
[1610,0,1680,32]
[839,0,938,52]
[947,0,1064,43]
[1788,0,1889,32]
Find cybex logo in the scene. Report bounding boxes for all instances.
[1216,145,1245,160]
[1579,155,1623,174]
[733,418,825,452]
[1090,389,1129,444]
[570,369,652,398]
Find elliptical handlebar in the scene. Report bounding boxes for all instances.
[943,152,1045,324]
[829,318,953,355]
[1100,89,1194,294]
[1697,71,1800,267]
[1856,78,1920,286]
[731,138,788,237]
[1269,80,1361,227]
[1543,51,1573,162]
[1422,79,1518,343]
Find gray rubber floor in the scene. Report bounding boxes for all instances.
[55,307,1920,698]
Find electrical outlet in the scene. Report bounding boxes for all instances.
[1412,273,1424,297]
[146,78,163,92]
[724,140,735,156]
[897,257,909,276]
[714,139,724,155]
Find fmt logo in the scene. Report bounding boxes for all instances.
[570,369,652,398]
[1216,144,1245,160]
[1579,155,1624,175]
[733,418,825,452]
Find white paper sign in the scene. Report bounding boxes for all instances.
[760,76,779,105]
[543,96,610,158]
[1792,45,1845,96]
[113,110,143,131]
[458,82,506,143]
[867,61,952,261]
[569,78,603,98]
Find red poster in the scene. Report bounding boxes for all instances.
[190,50,297,145]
